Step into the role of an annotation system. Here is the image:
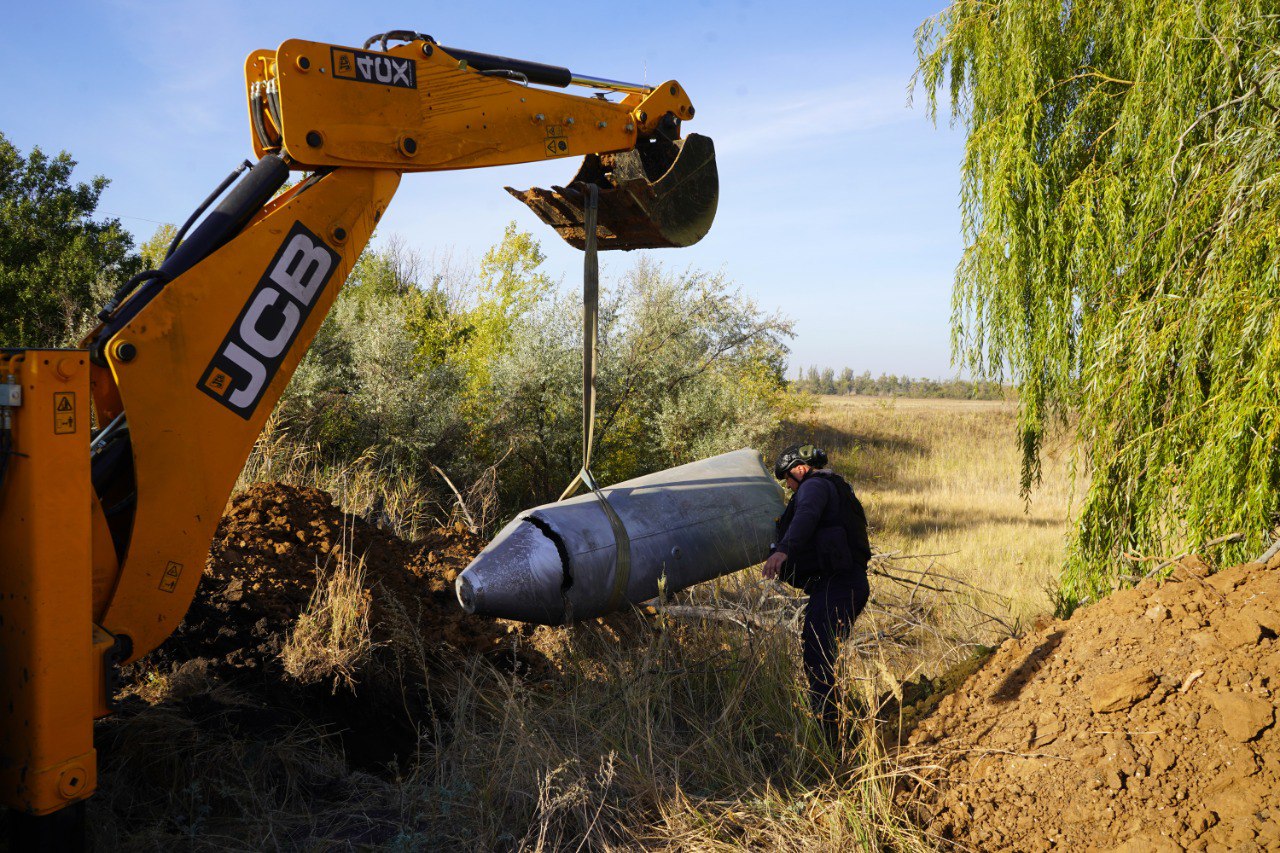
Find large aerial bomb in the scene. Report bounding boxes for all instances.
[456,448,784,625]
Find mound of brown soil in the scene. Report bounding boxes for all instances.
[902,556,1280,851]
[145,481,538,675]
[123,483,546,770]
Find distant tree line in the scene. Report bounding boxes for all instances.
[791,366,1008,400]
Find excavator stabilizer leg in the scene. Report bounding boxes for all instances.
[507,133,718,251]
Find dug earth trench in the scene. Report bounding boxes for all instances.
[117,482,547,769]
[899,555,1280,852]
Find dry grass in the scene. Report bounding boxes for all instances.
[390,599,939,851]
[91,601,939,850]
[237,415,443,541]
[80,394,1073,850]
[794,396,1076,626]
[280,556,376,693]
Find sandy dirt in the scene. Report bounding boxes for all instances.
[900,553,1280,852]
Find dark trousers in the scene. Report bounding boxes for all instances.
[802,572,870,728]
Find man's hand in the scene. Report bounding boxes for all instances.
[763,550,788,580]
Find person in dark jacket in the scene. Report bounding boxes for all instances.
[763,444,872,734]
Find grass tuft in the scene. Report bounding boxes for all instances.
[280,557,376,694]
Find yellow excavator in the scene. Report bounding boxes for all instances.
[0,30,716,842]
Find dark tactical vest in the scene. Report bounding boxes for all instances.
[774,470,872,590]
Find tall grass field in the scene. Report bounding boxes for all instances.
[799,396,1074,624]
[80,395,1076,850]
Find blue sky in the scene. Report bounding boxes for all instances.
[0,1,964,377]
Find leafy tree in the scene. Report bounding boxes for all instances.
[281,226,796,519]
[596,258,795,481]
[917,0,1280,607]
[485,255,795,506]
[139,223,177,270]
[485,288,580,503]
[281,237,465,468]
[838,367,855,394]
[0,132,138,346]
[456,222,556,394]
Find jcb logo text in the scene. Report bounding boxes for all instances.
[198,222,339,418]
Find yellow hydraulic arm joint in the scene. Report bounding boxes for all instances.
[244,33,717,250]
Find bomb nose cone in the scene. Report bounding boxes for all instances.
[456,517,566,624]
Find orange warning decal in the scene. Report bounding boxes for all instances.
[544,126,569,158]
[53,391,76,434]
[203,368,233,397]
[158,561,183,593]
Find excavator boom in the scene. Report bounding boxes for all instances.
[0,31,717,839]
[245,33,717,249]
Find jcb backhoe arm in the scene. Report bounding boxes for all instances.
[244,32,717,249]
[0,31,716,842]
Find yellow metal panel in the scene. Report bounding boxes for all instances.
[246,40,666,171]
[99,167,401,662]
[0,351,96,814]
[90,491,119,621]
[87,361,124,426]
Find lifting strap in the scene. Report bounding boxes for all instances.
[559,184,632,613]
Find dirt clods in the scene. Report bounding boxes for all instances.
[902,557,1280,851]
[123,483,546,771]
[145,482,539,675]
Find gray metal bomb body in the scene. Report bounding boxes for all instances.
[456,448,784,624]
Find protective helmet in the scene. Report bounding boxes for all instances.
[772,443,828,480]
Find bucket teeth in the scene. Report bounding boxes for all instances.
[506,133,718,251]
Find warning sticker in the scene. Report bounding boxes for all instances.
[53,392,76,434]
[203,368,233,398]
[544,126,569,158]
[159,561,183,593]
[333,49,355,77]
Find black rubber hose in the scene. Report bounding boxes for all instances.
[96,269,168,322]
[165,160,255,261]
[92,154,290,354]
[440,46,572,88]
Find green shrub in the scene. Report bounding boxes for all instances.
[271,226,796,527]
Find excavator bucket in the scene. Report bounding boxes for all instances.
[507,132,717,251]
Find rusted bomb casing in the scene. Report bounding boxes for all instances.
[456,448,784,625]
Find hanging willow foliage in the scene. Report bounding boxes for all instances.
[915,0,1280,609]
